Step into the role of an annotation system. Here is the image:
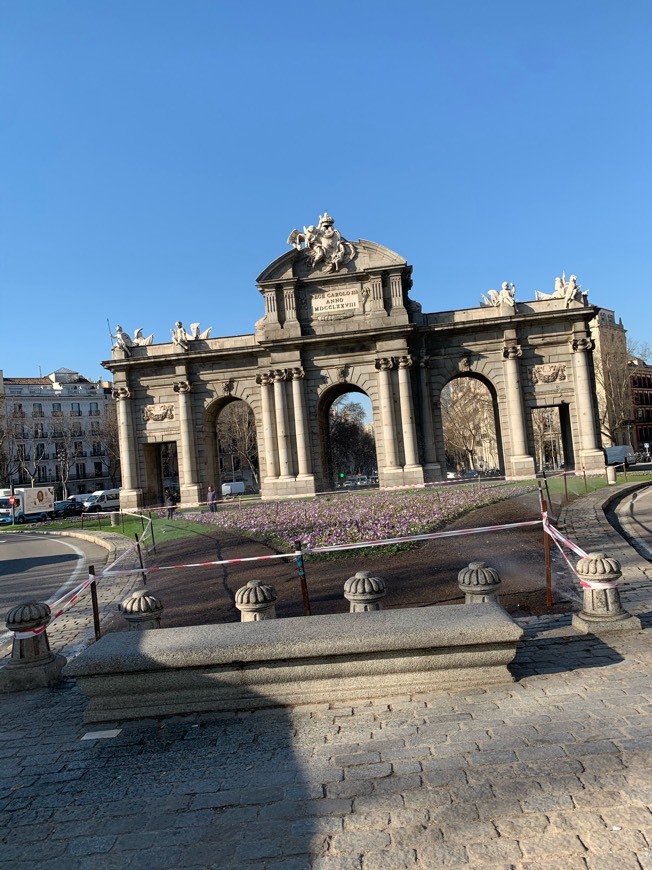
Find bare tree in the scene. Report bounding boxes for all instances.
[12,417,52,488]
[592,322,636,447]
[441,378,498,471]
[97,407,121,487]
[329,398,376,482]
[216,401,259,488]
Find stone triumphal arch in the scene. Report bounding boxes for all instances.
[104,213,606,509]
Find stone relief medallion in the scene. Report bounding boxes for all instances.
[143,403,174,422]
[459,355,472,372]
[287,212,357,273]
[531,363,567,384]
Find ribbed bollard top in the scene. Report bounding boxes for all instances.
[457,561,501,591]
[234,579,278,606]
[6,600,51,632]
[576,552,622,584]
[344,571,386,596]
[122,590,164,616]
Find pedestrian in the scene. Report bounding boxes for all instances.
[207,485,218,513]
[164,489,177,520]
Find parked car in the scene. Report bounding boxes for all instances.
[51,500,84,519]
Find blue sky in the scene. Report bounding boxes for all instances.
[2,1,650,381]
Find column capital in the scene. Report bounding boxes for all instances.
[502,344,522,360]
[398,355,413,369]
[290,366,305,380]
[256,372,273,387]
[375,357,395,371]
[112,387,131,400]
[571,337,594,353]
[173,380,191,394]
[272,368,289,382]
[418,353,430,369]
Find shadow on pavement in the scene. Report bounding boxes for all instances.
[510,633,624,680]
[1,674,317,868]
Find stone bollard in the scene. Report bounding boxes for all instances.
[0,601,66,693]
[110,511,120,526]
[343,571,386,612]
[606,465,617,485]
[572,552,641,633]
[235,579,277,621]
[121,590,164,630]
[458,561,501,604]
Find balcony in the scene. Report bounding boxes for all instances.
[31,411,44,418]
[51,410,63,417]
[88,409,101,416]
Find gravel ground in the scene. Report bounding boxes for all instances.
[106,491,575,633]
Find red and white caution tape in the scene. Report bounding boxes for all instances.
[309,519,543,554]
[13,573,97,638]
[542,514,618,588]
[101,550,302,577]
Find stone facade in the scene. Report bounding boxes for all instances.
[103,216,606,508]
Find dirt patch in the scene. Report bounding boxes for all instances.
[116,491,574,631]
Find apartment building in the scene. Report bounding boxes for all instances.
[0,368,119,497]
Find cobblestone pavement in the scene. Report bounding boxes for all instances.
[1,486,651,869]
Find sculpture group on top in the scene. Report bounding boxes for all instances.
[535,273,588,306]
[111,325,154,357]
[287,212,356,273]
[481,282,517,309]
[171,322,212,351]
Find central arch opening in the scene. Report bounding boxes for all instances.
[441,375,502,476]
[317,385,377,490]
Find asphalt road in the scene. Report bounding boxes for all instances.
[0,533,109,637]
[614,484,652,560]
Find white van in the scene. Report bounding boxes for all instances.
[604,445,637,468]
[83,489,121,513]
[221,481,245,497]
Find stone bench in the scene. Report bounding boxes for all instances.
[66,604,523,723]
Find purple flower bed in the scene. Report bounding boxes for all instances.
[188,483,533,552]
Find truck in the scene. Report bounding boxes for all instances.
[604,445,637,468]
[0,487,55,525]
[221,481,246,497]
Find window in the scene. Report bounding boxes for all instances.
[91,441,103,456]
[32,403,44,417]
[71,423,82,437]
[89,402,100,416]
[76,462,86,479]
[90,421,100,434]
[52,402,62,417]
[71,402,81,416]
[34,423,45,439]
[94,461,103,478]
[35,443,47,460]
[12,403,24,417]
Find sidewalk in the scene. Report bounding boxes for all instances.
[1,486,651,869]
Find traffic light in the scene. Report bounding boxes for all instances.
[338,472,345,479]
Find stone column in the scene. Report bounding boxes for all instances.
[502,342,535,478]
[1,601,66,692]
[235,579,278,621]
[571,552,641,633]
[418,354,440,475]
[256,372,279,479]
[291,367,312,477]
[458,561,502,604]
[112,386,141,506]
[375,358,398,468]
[571,336,605,473]
[343,571,386,612]
[273,369,293,479]
[397,355,419,467]
[173,380,200,503]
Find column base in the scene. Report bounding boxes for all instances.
[380,466,426,489]
[261,475,317,500]
[507,455,536,480]
[422,463,443,483]
[578,449,607,475]
[118,488,144,511]
[572,611,641,634]
[180,484,202,507]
